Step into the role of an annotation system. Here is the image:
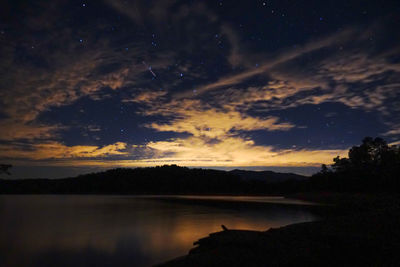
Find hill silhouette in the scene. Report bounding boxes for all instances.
[229,169,305,182]
[0,165,306,195]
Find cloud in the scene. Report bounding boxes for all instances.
[104,0,179,26]
[220,24,244,67]
[147,108,294,139]
[87,125,102,132]
[6,137,344,168]
[384,126,400,136]
[174,22,400,113]
[0,120,62,141]
[140,136,348,167]
[0,142,128,160]
[2,2,399,172]
[0,49,137,121]
[389,140,400,146]
[0,49,137,141]
[167,23,400,136]
[0,133,347,168]
[0,11,167,142]
[175,27,357,99]
[122,90,167,103]
[104,0,217,27]
[0,0,233,143]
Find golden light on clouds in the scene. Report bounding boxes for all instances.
[1,5,399,177]
[148,109,294,138]
[0,142,128,160]
[0,97,346,168]
[0,136,347,168]
[143,136,348,167]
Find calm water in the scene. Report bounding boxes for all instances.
[0,195,318,267]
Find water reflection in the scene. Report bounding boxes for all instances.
[0,195,318,267]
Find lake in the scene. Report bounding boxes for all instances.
[0,195,318,267]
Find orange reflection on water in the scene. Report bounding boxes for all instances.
[0,195,317,267]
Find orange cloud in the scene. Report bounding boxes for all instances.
[0,142,128,160]
[123,90,167,103]
[0,120,61,141]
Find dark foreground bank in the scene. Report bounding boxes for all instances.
[158,193,400,266]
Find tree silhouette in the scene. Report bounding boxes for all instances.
[315,137,400,191]
[0,164,12,175]
[320,164,330,174]
[331,137,399,176]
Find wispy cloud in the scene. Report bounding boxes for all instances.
[175,27,357,98]
[122,90,167,103]
[0,142,128,160]
[0,120,61,141]
[0,6,169,142]
[168,23,400,135]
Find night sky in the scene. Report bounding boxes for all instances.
[1,0,400,178]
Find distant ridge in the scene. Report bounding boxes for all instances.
[0,165,307,195]
[229,169,306,183]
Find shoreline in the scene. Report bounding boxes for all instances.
[157,193,400,266]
